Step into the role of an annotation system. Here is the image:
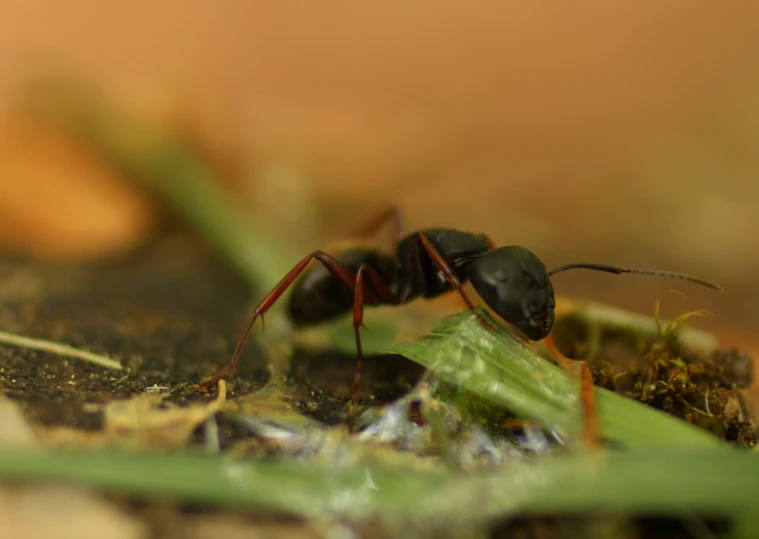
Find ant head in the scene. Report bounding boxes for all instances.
[469,246,556,340]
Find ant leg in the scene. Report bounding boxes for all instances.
[545,334,600,449]
[350,263,404,398]
[544,334,578,374]
[412,232,496,330]
[352,265,368,398]
[353,206,405,244]
[197,251,363,392]
[580,362,600,449]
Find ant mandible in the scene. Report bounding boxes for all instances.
[199,207,722,395]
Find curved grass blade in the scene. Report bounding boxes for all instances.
[24,76,295,290]
[383,308,723,448]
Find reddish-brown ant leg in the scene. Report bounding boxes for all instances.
[413,233,496,331]
[352,266,368,398]
[545,334,600,449]
[353,206,405,243]
[351,263,403,398]
[197,251,362,392]
[544,334,578,374]
[580,362,600,449]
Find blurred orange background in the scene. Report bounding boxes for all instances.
[0,1,758,358]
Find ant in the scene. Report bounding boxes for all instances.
[199,207,722,403]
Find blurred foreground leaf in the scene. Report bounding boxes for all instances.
[0,449,756,535]
[384,309,724,448]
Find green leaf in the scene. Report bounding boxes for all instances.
[383,308,724,448]
[0,449,756,532]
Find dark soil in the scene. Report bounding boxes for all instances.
[0,236,270,431]
[491,514,733,539]
[288,350,426,424]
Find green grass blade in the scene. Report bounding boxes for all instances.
[26,79,294,290]
[0,449,756,527]
[383,309,723,448]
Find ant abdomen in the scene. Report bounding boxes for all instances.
[287,248,397,326]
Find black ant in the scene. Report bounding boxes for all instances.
[199,207,722,397]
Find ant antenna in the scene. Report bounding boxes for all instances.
[547,263,723,292]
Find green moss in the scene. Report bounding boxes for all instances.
[551,304,756,447]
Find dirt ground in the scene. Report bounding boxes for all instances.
[0,236,268,429]
[0,236,304,537]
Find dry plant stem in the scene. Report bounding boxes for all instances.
[216,379,227,402]
[0,330,122,370]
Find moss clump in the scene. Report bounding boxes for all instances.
[551,305,756,447]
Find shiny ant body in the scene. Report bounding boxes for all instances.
[199,207,722,395]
